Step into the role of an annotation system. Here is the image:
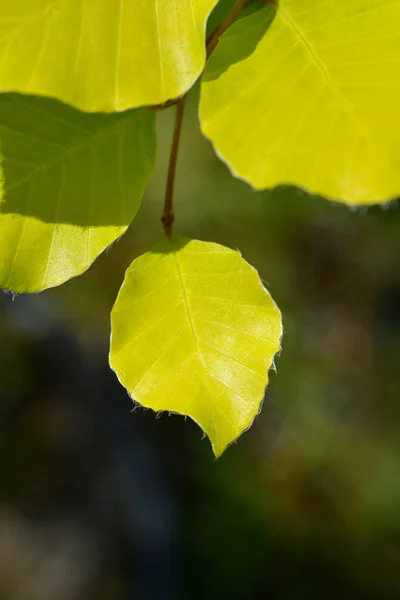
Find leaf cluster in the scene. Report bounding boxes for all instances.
[0,0,398,454]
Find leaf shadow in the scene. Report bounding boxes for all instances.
[0,94,155,228]
[203,2,277,83]
[153,235,191,255]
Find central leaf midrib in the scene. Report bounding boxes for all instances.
[277,3,371,138]
[171,245,217,431]
[171,247,207,377]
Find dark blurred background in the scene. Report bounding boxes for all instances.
[1,77,400,599]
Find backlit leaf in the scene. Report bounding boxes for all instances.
[0,0,218,112]
[200,0,400,205]
[0,95,156,293]
[110,236,282,457]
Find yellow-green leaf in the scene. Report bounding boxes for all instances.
[0,0,218,112]
[200,0,400,205]
[110,236,282,457]
[0,95,156,293]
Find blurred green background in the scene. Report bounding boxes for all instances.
[1,73,400,599]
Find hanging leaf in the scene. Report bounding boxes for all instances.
[0,95,156,293]
[200,0,400,205]
[110,236,282,457]
[0,0,218,112]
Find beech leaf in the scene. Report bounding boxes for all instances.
[0,95,156,292]
[0,0,218,112]
[200,0,400,205]
[110,236,282,457]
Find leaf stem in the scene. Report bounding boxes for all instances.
[162,97,185,239]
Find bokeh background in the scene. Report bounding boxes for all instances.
[1,56,400,600]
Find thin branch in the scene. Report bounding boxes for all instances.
[206,0,249,58]
[162,98,186,239]
[156,0,251,113]
[161,0,251,238]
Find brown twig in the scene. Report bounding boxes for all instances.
[206,0,249,58]
[161,98,186,239]
[161,0,250,238]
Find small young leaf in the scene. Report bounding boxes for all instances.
[0,0,218,112]
[200,0,400,205]
[0,95,156,293]
[110,236,282,457]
